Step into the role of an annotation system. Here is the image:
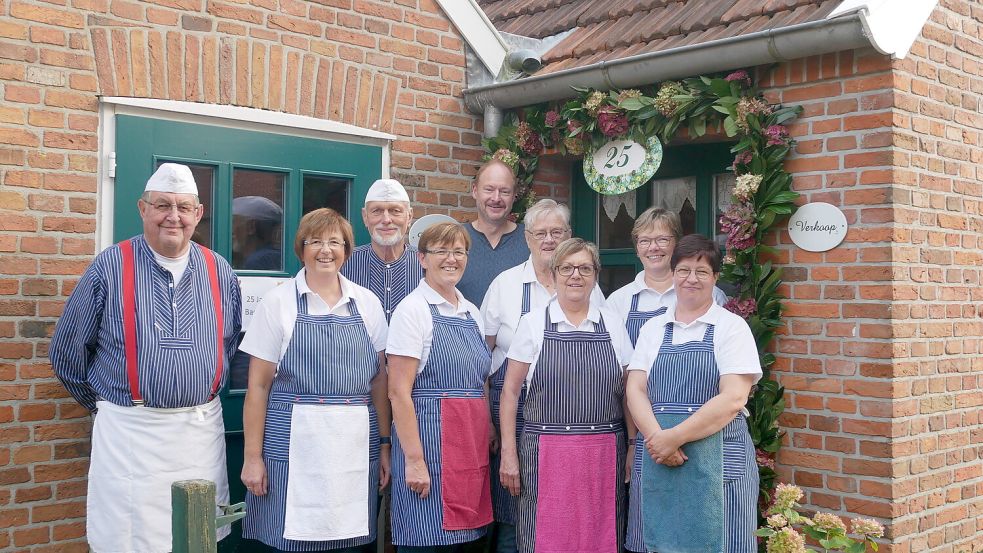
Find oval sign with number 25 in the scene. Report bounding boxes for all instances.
[583,136,663,195]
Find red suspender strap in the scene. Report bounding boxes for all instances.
[118,239,143,405]
[197,244,225,400]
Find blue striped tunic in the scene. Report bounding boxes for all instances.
[341,244,424,321]
[243,290,382,551]
[390,304,492,547]
[645,322,758,553]
[50,236,242,410]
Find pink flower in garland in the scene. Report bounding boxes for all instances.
[725,297,758,319]
[764,125,789,146]
[725,70,751,86]
[544,110,560,127]
[732,150,753,169]
[719,201,757,251]
[756,448,776,470]
[515,121,544,155]
[596,105,630,137]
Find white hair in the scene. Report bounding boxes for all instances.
[523,198,570,229]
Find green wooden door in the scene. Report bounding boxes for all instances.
[114,115,383,551]
[572,142,735,295]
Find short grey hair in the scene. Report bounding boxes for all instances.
[550,238,601,273]
[523,198,571,230]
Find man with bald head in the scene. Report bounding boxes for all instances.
[458,159,531,306]
[50,163,242,552]
[342,178,425,321]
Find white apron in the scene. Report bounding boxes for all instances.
[283,403,370,541]
[87,398,230,553]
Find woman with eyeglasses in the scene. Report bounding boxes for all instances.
[626,234,761,553]
[479,199,603,553]
[607,208,727,552]
[387,221,494,552]
[498,238,633,553]
[239,208,391,552]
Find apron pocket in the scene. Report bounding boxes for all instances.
[534,433,618,553]
[284,404,370,541]
[439,397,493,531]
[262,404,292,461]
[721,416,751,482]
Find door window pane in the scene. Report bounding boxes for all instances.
[714,173,736,251]
[598,264,636,297]
[155,162,215,249]
[597,191,636,249]
[651,176,697,235]
[232,169,285,271]
[303,175,349,217]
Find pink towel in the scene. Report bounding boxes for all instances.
[440,398,494,530]
[535,433,618,553]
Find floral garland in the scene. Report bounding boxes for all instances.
[483,71,802,524]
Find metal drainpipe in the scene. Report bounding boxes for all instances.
[483,104,503,138]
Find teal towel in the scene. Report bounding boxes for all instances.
[641,412,724,553]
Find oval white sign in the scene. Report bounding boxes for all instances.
[787,202,848,252]
[591,139,646,177]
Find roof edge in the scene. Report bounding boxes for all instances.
[436,0,509,75]
[828,0,939,59]
[464,14,873,114]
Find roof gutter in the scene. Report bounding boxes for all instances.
[464,13,873,134]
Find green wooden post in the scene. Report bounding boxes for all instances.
[172,479,218,553]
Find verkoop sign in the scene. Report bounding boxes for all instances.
[787,202,848,252]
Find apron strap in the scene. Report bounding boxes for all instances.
[521,282,531,316]
[630,291,640,312]
[662,321,674,344]
[702,323,715,343]
[119,239,142,405]
[197,243,225,401]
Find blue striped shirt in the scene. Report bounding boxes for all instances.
[49,236,242,410]
[341,243,424,321]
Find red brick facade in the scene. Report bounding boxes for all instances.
[0,0,980,552]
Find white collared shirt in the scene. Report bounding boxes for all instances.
[627,302,761,382]
[481,257,606,374]
[386,279,485,373]
[606,270,728,323]
[239,269,388,364]
[507,298,634,385]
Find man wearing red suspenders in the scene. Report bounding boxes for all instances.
[50,163,242,552]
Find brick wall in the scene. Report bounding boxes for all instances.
[759,2,983,551]
[0,0,483,549]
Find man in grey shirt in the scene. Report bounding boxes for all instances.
[458,159,531,307]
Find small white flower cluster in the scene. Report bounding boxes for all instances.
[734,173,763,202]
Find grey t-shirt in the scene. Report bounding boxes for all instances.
[458,222,530,307]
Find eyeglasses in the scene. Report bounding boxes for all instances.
[149,201,198,215]
[556,264,596,277]
[527,228,570,241]
[674,267,714,281]
[424,249,468,259]
[303,239,345,250]
[636,236,673,249]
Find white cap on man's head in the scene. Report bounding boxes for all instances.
[233,196,282,221]
[144,163,199,196]
[364,178,409,204]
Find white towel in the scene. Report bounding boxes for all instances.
[284,404,370,541]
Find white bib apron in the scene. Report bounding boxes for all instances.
[283,403,370,541]
[86,398,229,553]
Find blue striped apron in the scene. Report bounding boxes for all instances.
[641,323,758,553]
[489,282,531,526]
[243,288,381,551]
[390,304,493,546]
[624,292,667,552]
[517,309,627,553]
